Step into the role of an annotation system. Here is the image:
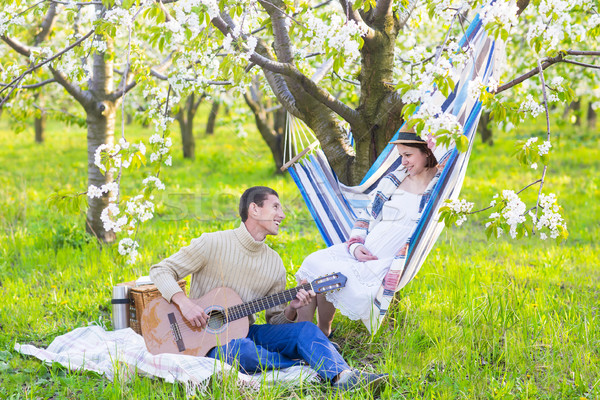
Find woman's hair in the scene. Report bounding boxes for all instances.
[239,186,279,222]
[401,142,438,169]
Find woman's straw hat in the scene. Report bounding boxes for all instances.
[389,125,426,145]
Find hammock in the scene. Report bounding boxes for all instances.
[283,13,503,332]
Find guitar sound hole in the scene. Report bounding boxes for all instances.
[207,310,226,330]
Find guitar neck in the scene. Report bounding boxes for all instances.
[225,282,312,323]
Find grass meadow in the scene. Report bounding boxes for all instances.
[0,108,598,399]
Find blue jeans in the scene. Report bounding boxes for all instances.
[207,321,349,381]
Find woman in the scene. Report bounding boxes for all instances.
[295,129,439,335]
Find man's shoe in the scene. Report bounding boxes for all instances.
[332,370,388,394]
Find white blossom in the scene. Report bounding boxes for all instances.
[535,193,566,239]
[523,137,539,149]
[118,138,130,150]
[468,76,486,100]
[137,142,147,156]
[446,198,474,226]
[550,76,564,88]
[537,140,552,156]
[481,0,519,27]
[118,238,140,265]
[487,190,526,239]
[520,95,544,117]
[88,185,103,199]
[143,176,166,190]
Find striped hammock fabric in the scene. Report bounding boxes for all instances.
[287,13,503,332]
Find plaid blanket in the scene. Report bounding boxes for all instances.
[15,325,318,392]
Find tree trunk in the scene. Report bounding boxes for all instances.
[34,92,45,143]
[85,102,116,243]
[205,100,220,135]
[587,102,596,131]
[84,25,117,243]
[179,117,195,159]
[478,110,493,145]
[34,114,45,143]
[563,100,581,125]
[572,100,581,125]
[176,94,197,159]
[244,90,285,173]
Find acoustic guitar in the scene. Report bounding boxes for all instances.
[140,272,347,356]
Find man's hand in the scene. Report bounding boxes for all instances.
[172,292,209,329]
[284,280,316,321]
[289,281,316,310]
[353,245,378,261]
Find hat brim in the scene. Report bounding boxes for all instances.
[389,139,426,145]
[389,129,426,145]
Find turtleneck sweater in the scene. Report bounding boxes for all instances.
[149,222,291,325]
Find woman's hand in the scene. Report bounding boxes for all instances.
[353,245,378,261]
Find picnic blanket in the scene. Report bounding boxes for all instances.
[15,325,318,392]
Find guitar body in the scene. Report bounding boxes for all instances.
[140,273,347,357]
[141,287,249,357]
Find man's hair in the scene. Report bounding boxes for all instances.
[239,186,279,222]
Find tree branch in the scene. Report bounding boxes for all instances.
[50,0,101,4]
[1,35,32,57]
[257,0,305,29]
[373,0,394,25]
[210,13,359,125]
[516,0,530,15]
[49,66,92,107]
[563,59,600,70]
[566,50,600,56]
[250,52,360,125]
[34,3,58,46]
[338,0,375,40]
[0,29,95,108]
[211,13,305,117]
[258,0,294,63]
[495,51,600,94]
[495,54,564,94]
[0,78,56,89]
[468,179,542,214]
[109,53,174,102]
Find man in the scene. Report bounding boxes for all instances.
[150,186,387,392]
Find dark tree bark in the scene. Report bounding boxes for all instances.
[34,114,45,143]
[588,102,597,131]
[205,99,220,135]
[175,93,203,159]
[244,78,286,172]
[478,110,493,145]
[563,100,582,125]
[34,92,45,143]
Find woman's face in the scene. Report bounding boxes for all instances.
[396,144,429,176]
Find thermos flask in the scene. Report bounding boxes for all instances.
[111,285,130,330]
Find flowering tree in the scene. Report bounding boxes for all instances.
[1,0,598,261]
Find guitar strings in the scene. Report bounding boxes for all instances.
[153,281,339,342]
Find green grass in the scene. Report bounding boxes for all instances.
[0,110,598,399]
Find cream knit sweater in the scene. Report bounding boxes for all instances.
[149,223,292,325]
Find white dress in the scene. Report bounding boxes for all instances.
[296,188,422,322]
